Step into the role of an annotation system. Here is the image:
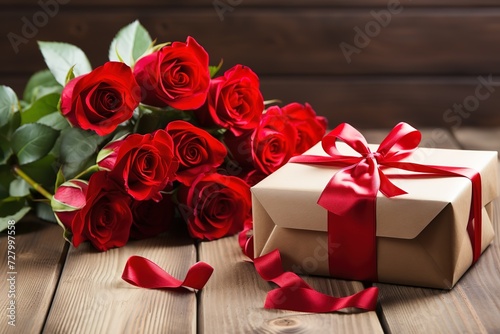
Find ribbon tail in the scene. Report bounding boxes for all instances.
[252,249,378,313]
[265,286,379,313]
[378,168,407,197]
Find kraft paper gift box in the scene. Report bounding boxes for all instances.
[252,141,498,289]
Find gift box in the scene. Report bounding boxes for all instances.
[252,123,498,289]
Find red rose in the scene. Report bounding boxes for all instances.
[130,194,174,240]
[281,102,327,154]
[61,61,140,136]
[134,36,210,110]
[223,130,254,171]
[251,106,298,174]
[198,65,264,136]
[224,106,298,175]
[177,173,251,241]
[243,169,267,187]
[51,179,88,229]
[110,130,178,201]
[71,171,133,251]
[166,120,227,185]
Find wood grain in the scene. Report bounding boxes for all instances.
[42,230,197,334]
[0,215,67,334]
[4,75,500,129]
[262,77,500,129]
[373,128,500,333]
[197,236,383,334]
[5,0,500,7]
[362,128,461,148]
[3,10,500,76]
[3,5,500,128]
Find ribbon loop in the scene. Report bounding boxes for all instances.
[122,255,214,291]
[377,122,421,161]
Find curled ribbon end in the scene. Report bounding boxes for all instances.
[183,262,214,290]
[263,285,379,313]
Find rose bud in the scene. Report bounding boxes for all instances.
[51,179,89,230]
[96,138,125,171]
[134,36,210,110]
[60,61,141,136]
[177,173,251,241]
[166,120,227,186]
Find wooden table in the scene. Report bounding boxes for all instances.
[2,127,500,334]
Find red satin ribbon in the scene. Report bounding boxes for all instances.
[290,122,482,281]
[238,232,378,312]
[122,255,214,290]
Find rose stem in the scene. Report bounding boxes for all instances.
[12,165,53,200]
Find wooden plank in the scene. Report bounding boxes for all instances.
[363,128,461,148]
[371,128,500,333]
[3,74,500,128]
[198,236,383,334]
[0,215,68,334]
[3,10,500,76]
[262,77,500,128]
[43,231,197,334]
[4,0,500,7]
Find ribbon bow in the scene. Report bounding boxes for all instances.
[292,122,421,216]
[291,122,482,281]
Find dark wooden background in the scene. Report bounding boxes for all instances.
[2,0,500,129]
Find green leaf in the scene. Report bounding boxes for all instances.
[38,41,92,86]
[37,112,70,131]
[55,168,65,188]
[9,178,30,197]
[59,128,100,178]
[21,93,60,125]
[0,110,21,165]
[0,198,30,231]
[23,69,61,103]
[11,123,59,165]
[0,138,11,166]
[109,20,152,67]
[0,86,19,128]
[209,59,224,78]
[36,202,56,223]
[0,164,14,199]
[21,154,58,193]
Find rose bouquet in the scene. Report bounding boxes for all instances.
[0,20,327,251]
